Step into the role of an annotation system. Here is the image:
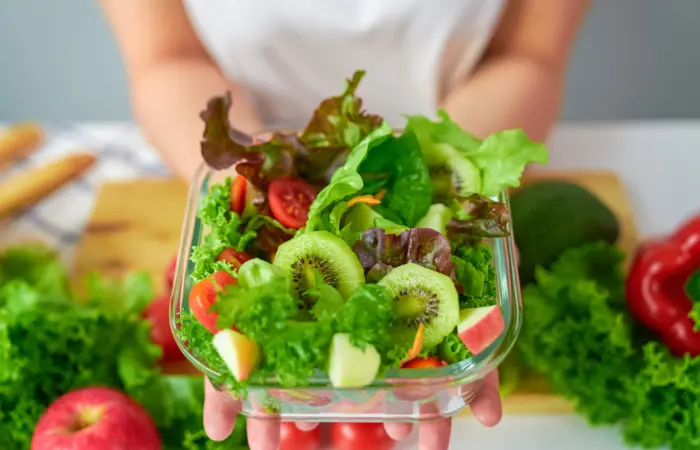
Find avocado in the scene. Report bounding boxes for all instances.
[510,180,620,284]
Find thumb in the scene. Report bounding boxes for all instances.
[203,377,241,441]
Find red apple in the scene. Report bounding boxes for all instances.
[457,305,505,355]
[31,387,161,450]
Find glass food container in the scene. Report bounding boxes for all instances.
[170,152,522,423]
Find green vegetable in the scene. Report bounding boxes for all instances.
[190,178,294,281]
[438,331,472,364]
[205,263,407,386]
[405,111,549,197]
[452,243,496,309]
[304,123,393,233]
[320,284,408,372]
[357,131,433,227]
[0,244,247,449]
[212,263,332,387]
[510,180,620,283]
[517,242,700,449]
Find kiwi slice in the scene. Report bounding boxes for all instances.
[378,263,460,348]
[422,142,481,200]
[273,231,365,303]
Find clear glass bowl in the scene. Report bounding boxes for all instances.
[170,158,522,423]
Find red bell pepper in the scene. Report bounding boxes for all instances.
[626,214,700,357]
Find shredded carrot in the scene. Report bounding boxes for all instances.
[375,189,387,201]
[402,323,425,363]
[347,195,381,208]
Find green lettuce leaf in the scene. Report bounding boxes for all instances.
[516,241,700,449]
[405,111,548,197]
[304,123,393,233]
[357,131,433,227]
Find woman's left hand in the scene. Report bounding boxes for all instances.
[203,370,502,450]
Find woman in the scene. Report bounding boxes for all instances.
[100,1,590,448]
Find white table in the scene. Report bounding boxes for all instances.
[450,120,700,450]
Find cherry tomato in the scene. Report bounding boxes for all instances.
[218,248,253,270]
[231,175,248,216]
[189,270,237,333]
[143,294,184,362]
[268,177,317,229]
[402,356,443,369]
[279,423,320,450]
[331,422,395,450]
[164,255,177,293]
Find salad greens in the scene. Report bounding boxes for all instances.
[179,69,548,394]
[0,244,247,449]
[516,242,700,449]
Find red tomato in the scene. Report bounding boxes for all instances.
[218,248,253,270]
[189,270,237,333]
[143,294,184,362]
[231,175,248,216]
[268,177,317,229]
[401,356,443,369]
[331,423,395,450]
[164,255,177,293]
[279,423,320,450]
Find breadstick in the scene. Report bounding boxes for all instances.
[0,123,44,173]
[0,152,97,220]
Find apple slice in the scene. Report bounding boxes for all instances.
[457,305,505,355]
[327,333,381,388]
[212,329,261,381]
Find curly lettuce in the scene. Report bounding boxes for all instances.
[0,244,247,450]
[517,242,700,449]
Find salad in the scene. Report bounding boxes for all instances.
[176,70,548,393]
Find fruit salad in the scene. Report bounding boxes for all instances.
[176,70,548,394]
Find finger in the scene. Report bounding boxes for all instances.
[295,421,319,432]
[417,417,451,450]
[247,417,281,450]
[203,378,241,441]
[469,371,502,427]
[384,422,413,441]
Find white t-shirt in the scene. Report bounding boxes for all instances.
[183,0,505,129]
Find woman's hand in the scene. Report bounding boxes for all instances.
[203,370,501,450]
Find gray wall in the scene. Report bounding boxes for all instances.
[1,0,698,122]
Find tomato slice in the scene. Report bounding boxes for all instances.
[189,270,237,333]
[401,356,443,369]
[331,423,395,450]
[279,423,320,450]
[218,248,253,270]
[230,176,248,216]
[268,177,317,229]
[144,294,184,362]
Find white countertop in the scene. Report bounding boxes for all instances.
[450,120,700,450]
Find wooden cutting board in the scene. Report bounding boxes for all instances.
[71,170,639,415]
